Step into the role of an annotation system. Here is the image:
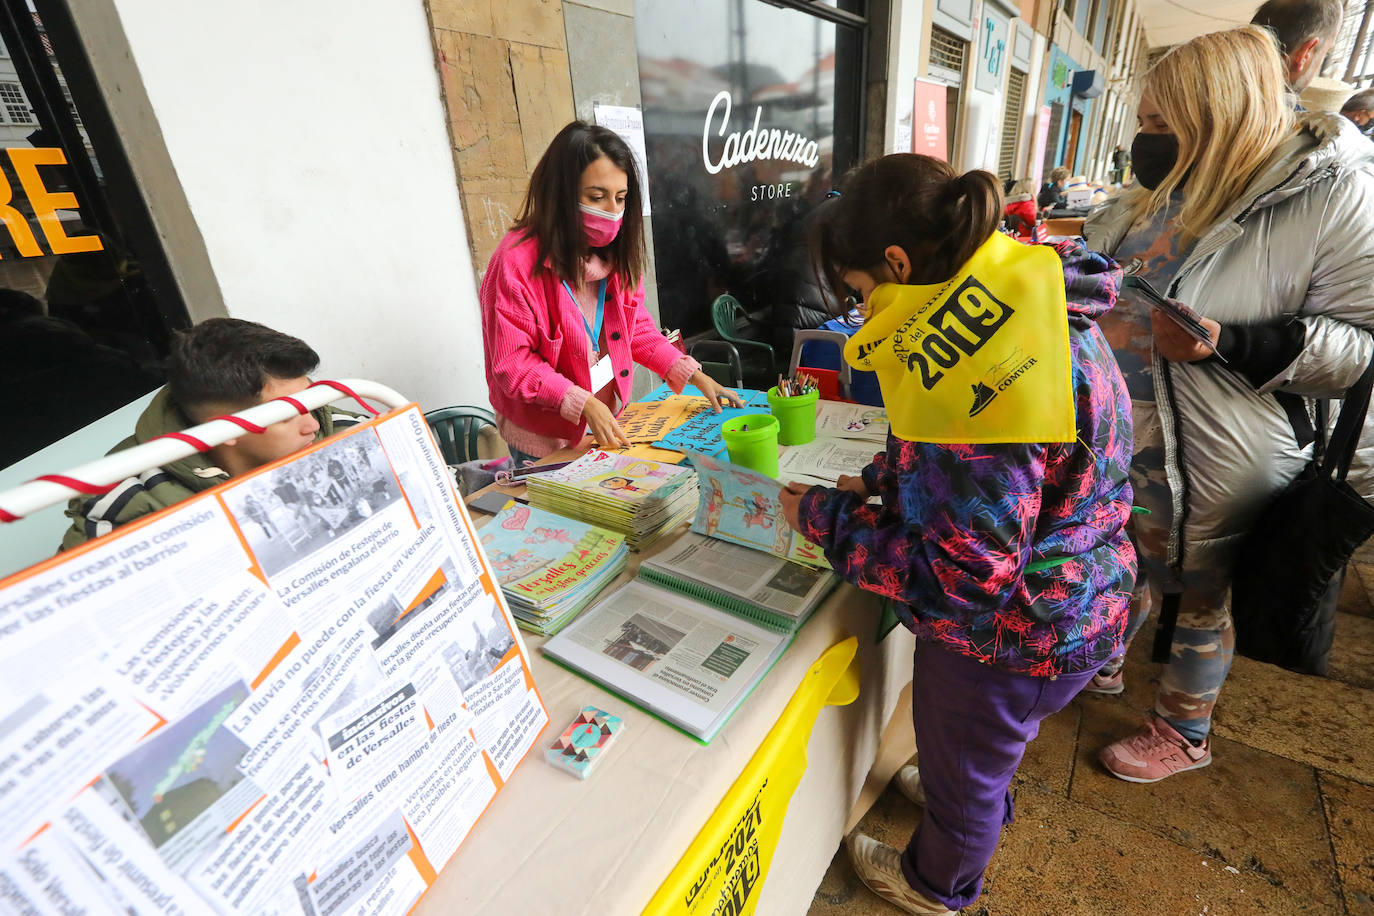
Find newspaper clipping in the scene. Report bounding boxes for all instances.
[0,405,547,915]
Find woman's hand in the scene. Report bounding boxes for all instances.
[583,397,631,449]
[690,371,744,413]
[778,482,811,532]
[835,474,870,499]
[1151,307,1222,363]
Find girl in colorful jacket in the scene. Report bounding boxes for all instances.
[777,154,1136,916]
[479,122,739,460]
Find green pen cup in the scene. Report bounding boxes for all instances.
[720,414,780,477]
[766,386,819,445]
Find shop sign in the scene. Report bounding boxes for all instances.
[975,9,1010,94]
[0,147,104,258]
[701,90,821,177]
[913,79,948,161]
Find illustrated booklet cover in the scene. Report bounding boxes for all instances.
[479,503,629,636]
[684,450,828,568]
[524,450,698,550]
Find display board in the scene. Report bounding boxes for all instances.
[0,405,547,915]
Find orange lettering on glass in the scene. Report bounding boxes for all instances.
[4,147,104,256]
[0,158,42,258]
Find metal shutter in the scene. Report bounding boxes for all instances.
[998,67,1027,180]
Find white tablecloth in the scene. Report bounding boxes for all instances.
[416,523,916,915]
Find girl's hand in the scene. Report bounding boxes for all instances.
[690,371,744,413]
[583,397,631,449]
[836,474,870,498]
[778,482,811,532]
[1151,308,1221,363]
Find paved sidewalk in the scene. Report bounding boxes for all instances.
[810,552,1374,916]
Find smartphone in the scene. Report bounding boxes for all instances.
[467,490,526,515]
[1122,275,1225,362]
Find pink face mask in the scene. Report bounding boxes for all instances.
[579,203,624,247]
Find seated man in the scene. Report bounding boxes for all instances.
[61,318,355,549]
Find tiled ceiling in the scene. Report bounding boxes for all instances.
[1135,0,1260,48]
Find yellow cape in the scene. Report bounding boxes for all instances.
[844,232,1075,443]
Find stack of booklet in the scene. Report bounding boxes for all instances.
[543,521,839,743]
[524,450,698,550]
[479,503,629,635]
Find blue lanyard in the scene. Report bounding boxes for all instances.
[562,278,607,352]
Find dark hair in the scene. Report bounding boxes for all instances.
[1343,88,1374,111]
[167,318,319,419]
[513,121,645,289]
[1251,0,1344,55]
[808,154,1003,310]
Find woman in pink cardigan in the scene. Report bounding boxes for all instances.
[480,122,740,461]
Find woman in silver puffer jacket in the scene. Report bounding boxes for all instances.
[1083,26,1374,784]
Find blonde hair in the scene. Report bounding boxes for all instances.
[1126,26,1297,242]
[1049,166,1070,184]
[1009,178,1036,196]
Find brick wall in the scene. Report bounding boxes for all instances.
[427,0,577,278]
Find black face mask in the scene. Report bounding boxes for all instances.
[1131,132,1180,190]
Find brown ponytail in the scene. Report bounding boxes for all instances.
[808,154,1004,311]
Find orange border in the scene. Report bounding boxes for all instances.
[0,406,411,591]
[2,405,553,899]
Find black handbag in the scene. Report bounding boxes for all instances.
[1229,360,1374,674]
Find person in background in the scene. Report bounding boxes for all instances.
[60,319,355,549]
[1111,143,1131,184]
[1084,26,1374,781]
[1001,178,1039,240]
[782,153,1135,916]
[1342,88,1374,135]
[1037,165,1070,211]
[480,122,740,462]
[1251,0,1345,92]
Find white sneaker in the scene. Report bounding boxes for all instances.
[846,833,954,916]
[895,764,927,807]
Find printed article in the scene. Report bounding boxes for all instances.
[649,534,833,616]
[0,406,547,915]
[564,582,782,717]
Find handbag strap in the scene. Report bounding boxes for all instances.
[1321,357,1374,481]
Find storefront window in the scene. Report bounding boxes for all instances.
[635,0,865,345]
[0,3,188,466]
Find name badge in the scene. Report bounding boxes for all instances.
[590,354,614,393]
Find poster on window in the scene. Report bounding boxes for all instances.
[913,79,949,161]
[0,405,547,915]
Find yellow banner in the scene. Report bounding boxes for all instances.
[844,232,1074,443]
[643,638,860,916]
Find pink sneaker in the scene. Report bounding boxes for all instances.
[1082,669,1124,695]
[1099,716,1211,783]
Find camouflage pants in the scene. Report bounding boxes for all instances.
[1098,400,1234,743]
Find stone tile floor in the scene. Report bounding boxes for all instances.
[809,547,1374,916]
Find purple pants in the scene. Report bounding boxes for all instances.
[900,640,1096,910]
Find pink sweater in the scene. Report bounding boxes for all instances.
[480,230,697,457]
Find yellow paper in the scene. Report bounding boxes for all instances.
[607,396,700,445]
[845,232,1074,443]
[643,638,859,916]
